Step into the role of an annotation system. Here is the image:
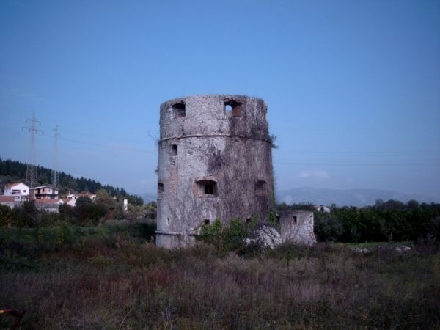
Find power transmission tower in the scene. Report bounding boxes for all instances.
[52,124,60,188]
[22,111,44,188]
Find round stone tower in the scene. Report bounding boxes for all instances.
[156,95,274,248]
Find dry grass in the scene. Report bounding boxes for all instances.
[0,227,439,329]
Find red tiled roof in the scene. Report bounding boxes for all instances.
[4,182,24,189]
[0,195,15,202]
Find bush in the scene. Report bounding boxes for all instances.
[197,218,257,253]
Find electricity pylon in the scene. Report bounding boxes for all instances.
[52,124,60,187]
[22,111,43,188]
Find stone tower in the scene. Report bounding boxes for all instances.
[156,95,275,248]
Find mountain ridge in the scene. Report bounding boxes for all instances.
[276,187,439,207]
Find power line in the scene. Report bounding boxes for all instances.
[37,134,156,154]
[275,159,440,167]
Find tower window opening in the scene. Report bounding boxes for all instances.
[204,219,210,225]
[172,101,186,118]
[224,99,242,117]
[195,179,218,197]
[171,144,177,156]
[255,180,266,196]
[158,182,164,197]
[292,215,297,224]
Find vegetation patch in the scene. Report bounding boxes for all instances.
[1,222,439,329]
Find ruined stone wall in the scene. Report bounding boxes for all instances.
[279,210,317,246]
[156,95,274,248]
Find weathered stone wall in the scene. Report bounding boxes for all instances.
[156,95,274,248]
[279,210,317,246]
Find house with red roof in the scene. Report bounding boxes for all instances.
[3,182,30,202]
[30,186,60,213]
[0,183,60,213]
[0,195,15,208]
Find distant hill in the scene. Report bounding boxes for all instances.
[137,193,157,204]
[276,187,440,207]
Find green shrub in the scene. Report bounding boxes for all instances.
[197,218,257,253]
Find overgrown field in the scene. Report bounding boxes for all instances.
[1,225,439,330]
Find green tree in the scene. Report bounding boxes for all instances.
[59,204,77,224]
[0,205,12,227]
[75,196,106,225]
[95,189,116,210]
[314,212,343,242]
[144,201,157,220]
[11,201,38,228]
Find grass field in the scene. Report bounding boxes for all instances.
[0,224,439,329]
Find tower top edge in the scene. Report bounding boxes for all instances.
[161,94,265,106]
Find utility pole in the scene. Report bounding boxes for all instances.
[22,111,44,188]
[52,124,60,188]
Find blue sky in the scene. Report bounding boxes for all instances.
[1,0,439,199]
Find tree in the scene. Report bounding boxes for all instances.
[127,194,144,206]
[76,196,93,207]
[95,189,116,210]
[314,212,343,242]
[0,205,12,227]
[11,201,38,228]
[75,196,106,225]
[144,201,157,220]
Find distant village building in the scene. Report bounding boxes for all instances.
[30,186,59,200]
[30,186,60,213]
[63,192,96,207]
[3,182,29,202]
[315,205,331,213]
[0,183,61,212]
[34,198,61,213]
[0,195,16,208]
[0,182,29,208]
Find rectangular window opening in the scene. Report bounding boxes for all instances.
[195,179,218,197]
[255,180,266,196]
[172,102,186,118]
[224,99,242,117]
[171,144,177,156]
[158,183,164,197]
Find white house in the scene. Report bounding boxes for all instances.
[1,183,61,212]
[3,182,30,202]
[314,205,331,213]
